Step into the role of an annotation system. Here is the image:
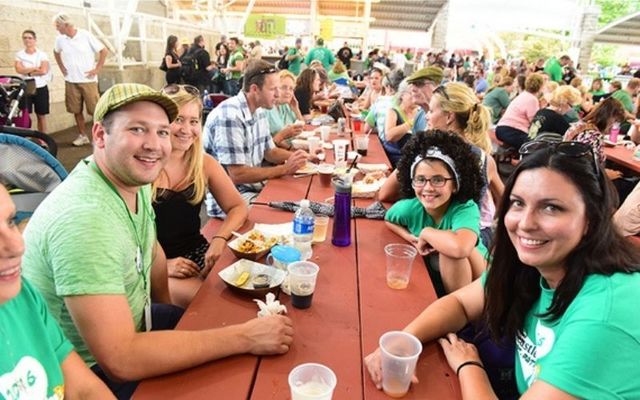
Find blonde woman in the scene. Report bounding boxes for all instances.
[154,84,248,307]
[380,82,503,248]
[528,85,582,141]
[265,70,304,149]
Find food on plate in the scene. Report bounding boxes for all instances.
[234,271,250,286]
[235,231,278,253]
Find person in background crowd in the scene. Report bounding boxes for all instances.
[249,40,263,61]
[154,84,248,308]
[406,66,445,133]
[221,37,244,96]
[495,73,544,150]
[265,70,304,149]
[162,35,181,85]
[358,67,385,110]
[337,41,353,70]
[589,78,606,97]
[543,54,570,83]
[212,42,229,93]
[14,29,51,133]
[204,61,309,216]
[383,82,419,167]
[474,68,489,95]
[366,140,640,399]
[286,38,304,76]
[0,184,115,400]
[384,131,487,295]
[178,38,189,58]
[614,181,640,237]
[528,86,582,141]
[185,35,214,93]
[294,68,321,119]
[304,38,335,70]
[482,76,514,125]
[23,83,295,399]
[611,78,640,120]
[52,12,108,147]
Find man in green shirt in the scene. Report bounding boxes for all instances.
[222,37,245,95]
[287,38,304,76]
[22,83,294,398]
[611,77,639,119]
[543,55,570,83]
[304,38,335,70]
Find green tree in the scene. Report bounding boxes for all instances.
[595,0,640,26]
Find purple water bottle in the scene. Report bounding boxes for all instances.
[331,175,352,247]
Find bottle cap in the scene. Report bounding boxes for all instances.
[300,199,310,208]
[271,245,302,263]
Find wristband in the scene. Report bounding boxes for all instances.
[212,235,229,242]
[456,360,484,376]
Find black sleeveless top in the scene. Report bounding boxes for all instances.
[153,185,207,258]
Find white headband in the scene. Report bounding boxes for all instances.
[410,147,460,188]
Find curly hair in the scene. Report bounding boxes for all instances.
[396,130,484,204]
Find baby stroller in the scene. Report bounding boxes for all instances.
[0,128,67,223]
[0,75,34,129]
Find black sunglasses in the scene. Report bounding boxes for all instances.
[162,84,200,96]
[245,67,278,84]
[519,140,600,177]
[434,85,450,101]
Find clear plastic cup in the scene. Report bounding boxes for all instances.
[288,363,337,400]
[312,216,329,243]
[384,244,417,290]
[320,126,331,142]
[355,135,369,156]
[379,331,423,398]
[288,261,320,309]
[308,136,321,155]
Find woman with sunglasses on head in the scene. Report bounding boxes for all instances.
[367,141,640,399]
[265,70,304,149]
[380,82,504,249]
[0,184,115,399]
[385,130,487,296]
[154,84,248,308]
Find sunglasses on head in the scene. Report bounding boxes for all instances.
[519,140,600,177]
[434,85,450,101]
[245,67,278,84]
[162,84,200,96]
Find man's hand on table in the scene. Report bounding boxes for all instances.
[167,257,200,278]
[242,315,294,354]
[283,150,309,175]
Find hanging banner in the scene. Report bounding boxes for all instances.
[319,18,334,41]
[244,14,286,39]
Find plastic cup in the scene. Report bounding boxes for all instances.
[318,164,334,187]
[288,363,337,400]
[312,216,330,243]
[320,126,331,142]
[332,139,350,163]
[384,244,417,290]
[379,331,422,398]
[288,261,320,309]
[308,136,321,155]
[355,135,369,156]
[352,118,363,134]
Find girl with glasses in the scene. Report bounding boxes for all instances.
[384,130,487,296]
[367,140,640,399]
[154,85,248,307]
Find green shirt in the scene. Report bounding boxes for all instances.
[23,160,156,366]
[543,57,563,82]
[328,70,349,82]
[611,89,634,113]
[385,197,488,258]
[304,46,335,70]
[287,47,303,76]
[0,279,73,400]
[515,273,640,398]
[483,87,511,124]
[229,49,245,80]
[265,103,297,136]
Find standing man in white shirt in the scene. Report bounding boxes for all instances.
[14,30,51,133]
[52,13,108,146]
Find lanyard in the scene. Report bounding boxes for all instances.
[88,160,152,330]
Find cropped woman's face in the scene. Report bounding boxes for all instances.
[504,168,587,279]
[426,96,451,131]
[312,73,321,92]
[278,76,295,104]
[0,186,24,304]
[370,71,383,91]
[170,100,201,152]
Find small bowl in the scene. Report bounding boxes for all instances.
[227,230,277,261]
[218,259,286,297]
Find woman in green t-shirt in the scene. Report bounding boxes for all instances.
[265,70,304,149]
[385,131,487,295]
[0,185,114,399]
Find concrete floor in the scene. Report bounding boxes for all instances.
[51,123,94,173]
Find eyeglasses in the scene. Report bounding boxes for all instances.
[434,85,450,101]
[519,140,600,177]
[245,67,278,85]
[411,175,454,188]
[161,84,200,96]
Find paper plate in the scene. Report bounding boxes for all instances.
[218,259,286,297]
[228,230,277,261]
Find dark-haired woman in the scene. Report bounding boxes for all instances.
[163,35,181,84]
[294,68,320,119]
[385,130,487,295]
[366,141,640,399]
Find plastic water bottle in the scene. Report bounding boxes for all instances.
[203,89,213,108]
[609,122,620,144]
[293,199,315,260]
